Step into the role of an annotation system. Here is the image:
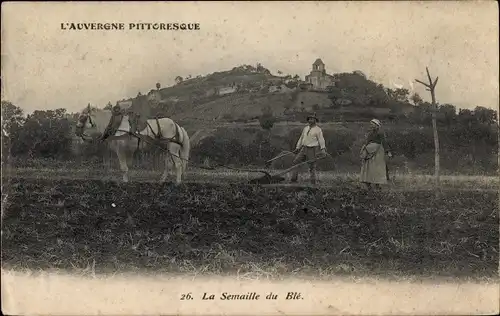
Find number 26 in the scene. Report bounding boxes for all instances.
[180,293,192,300]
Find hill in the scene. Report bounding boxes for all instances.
[123,65,288,121]
[118,63,417,125]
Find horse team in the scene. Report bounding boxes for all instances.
[75,106,190,184]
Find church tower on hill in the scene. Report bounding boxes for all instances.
[304,58,337,91]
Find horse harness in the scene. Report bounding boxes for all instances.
[134,118,184,167]
[78,109,189,169]
[81,108,183,150]
[144,118,183,146]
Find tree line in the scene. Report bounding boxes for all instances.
[191,119,498,176]
[1,99,498,175]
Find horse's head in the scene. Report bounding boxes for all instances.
[75,107,94,139]
[75,105,111,141]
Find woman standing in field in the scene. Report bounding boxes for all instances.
[359,119,392,190]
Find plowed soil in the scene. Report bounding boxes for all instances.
[1,177,498,280]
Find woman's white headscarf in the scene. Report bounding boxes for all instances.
[370,118,381,127]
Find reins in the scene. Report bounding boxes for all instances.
[78,111,336,179]
[104,128,262,173]
[112,128,222,171]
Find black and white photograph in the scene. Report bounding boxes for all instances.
[1,1,499,315]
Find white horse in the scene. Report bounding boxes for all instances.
[75,107,190,184]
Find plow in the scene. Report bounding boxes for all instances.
[201,153,330,185]
[248,154,329,184]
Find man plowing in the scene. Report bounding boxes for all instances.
[290,113,327,184]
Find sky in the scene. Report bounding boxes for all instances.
[1,1,499,114]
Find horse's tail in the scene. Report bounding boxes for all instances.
[179,127,190,173]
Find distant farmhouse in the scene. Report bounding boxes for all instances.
[304,58,337,91]
[117,99,133,109]
[218,85,237,96]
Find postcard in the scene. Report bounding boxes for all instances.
[1,1,499,315]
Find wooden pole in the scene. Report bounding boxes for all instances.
[416,67,440,190]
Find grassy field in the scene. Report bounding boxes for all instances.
[1,167,499,281]
[3,166,499,191]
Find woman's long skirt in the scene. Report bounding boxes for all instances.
[360,142,388,185]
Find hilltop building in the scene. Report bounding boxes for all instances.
[218,85,237,96]
[116,100,133,109]
[304,58,337,91]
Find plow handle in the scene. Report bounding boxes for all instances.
[265,151,295,164]
[273,154,328,177]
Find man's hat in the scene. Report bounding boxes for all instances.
[307,112,319,122]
